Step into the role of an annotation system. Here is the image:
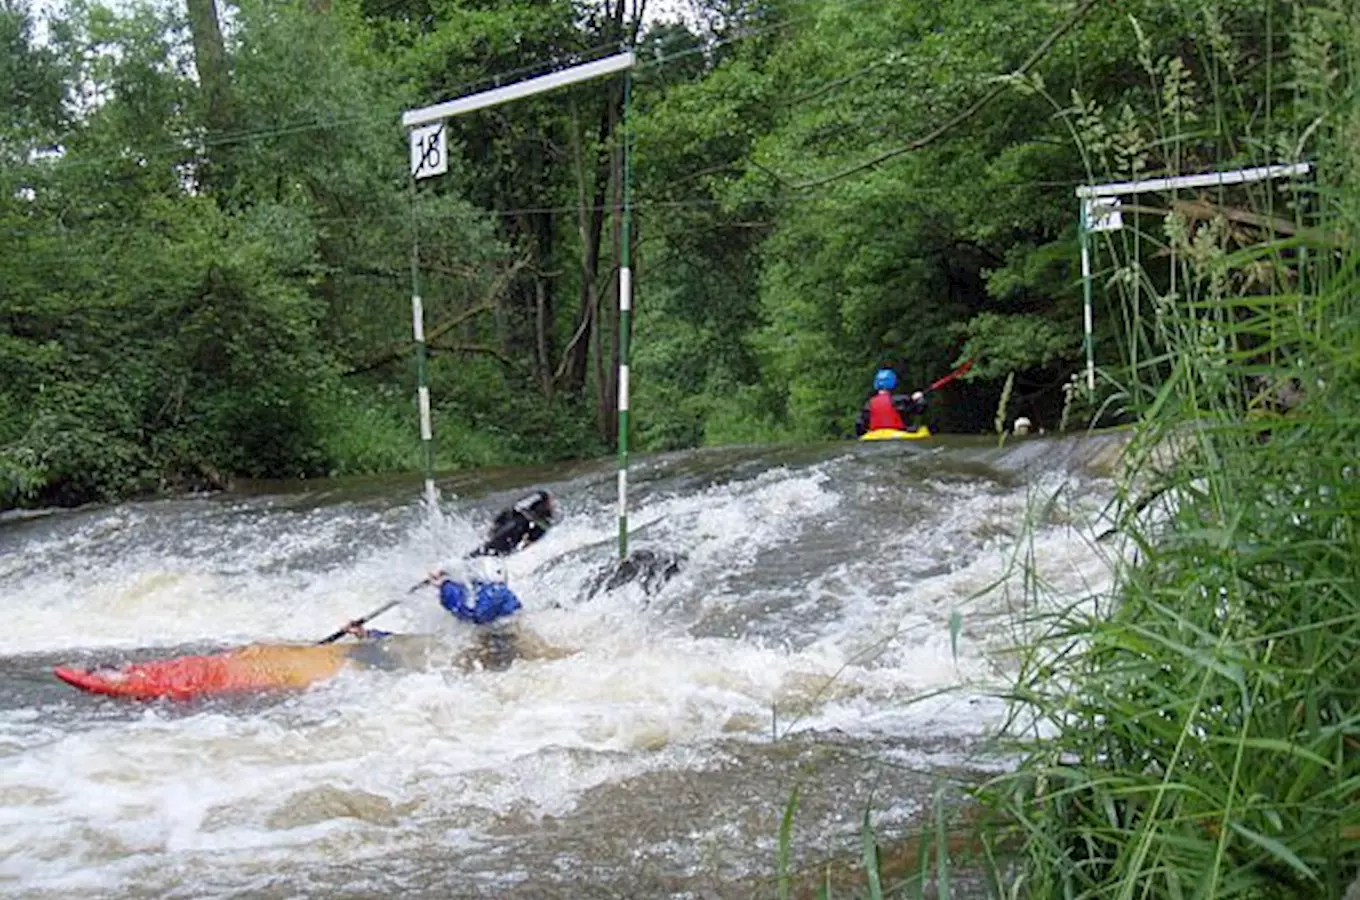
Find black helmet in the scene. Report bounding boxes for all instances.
[514,489,556,525]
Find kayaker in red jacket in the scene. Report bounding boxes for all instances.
[854,368,926,436]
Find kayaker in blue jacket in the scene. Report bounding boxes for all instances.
[436,487,554,626]
[342,491,559,669]
[429,557,522,625]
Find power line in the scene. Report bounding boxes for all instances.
[25,0,876,174]
[6,0,1250,239]
[631,1,823,73]
[0,174,1096,241]
[18,0,1297,184]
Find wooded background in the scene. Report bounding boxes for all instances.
[0,0,1333,507]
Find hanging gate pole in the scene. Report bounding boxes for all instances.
[1074,162,1311,396]
[410,182,437,518]
[616,70,633,558]
[401,52,637,540]
[1079,199,1095,392]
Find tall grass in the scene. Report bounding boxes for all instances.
[767,3,1360,896]
[976,244,1360,898]
[967,2,1360,897]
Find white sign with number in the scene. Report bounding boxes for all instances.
[1084,197,1123,232]
[409,123,448,180]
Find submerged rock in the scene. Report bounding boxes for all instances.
[584,548,686,600]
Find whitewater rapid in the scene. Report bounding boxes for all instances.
[0,435,1123,898]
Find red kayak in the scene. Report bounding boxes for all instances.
[53,642,359,701]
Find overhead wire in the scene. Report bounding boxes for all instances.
[23,0,1277,184]
[30,0,883,174]
[0,173,1100,241]
[2,0,1132,254]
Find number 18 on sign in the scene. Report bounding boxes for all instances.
[410,123,447,180]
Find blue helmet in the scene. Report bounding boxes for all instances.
[873,368,898,391]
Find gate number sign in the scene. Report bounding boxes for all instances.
[410,123,448,180]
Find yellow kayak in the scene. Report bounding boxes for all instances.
[859,427,932,441]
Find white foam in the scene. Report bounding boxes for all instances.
[0,449,1118,893]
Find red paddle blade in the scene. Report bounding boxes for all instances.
[929,359,974,392]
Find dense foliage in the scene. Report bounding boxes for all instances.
[0,0,1344,509]
[958,2,1360,898]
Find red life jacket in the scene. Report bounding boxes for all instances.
[867,391,905,431]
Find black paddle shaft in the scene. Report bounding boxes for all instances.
[317,580,428,644]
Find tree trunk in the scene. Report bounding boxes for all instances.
[535,278,553,399]
[563,100,611,396]
[533,207,556,399]
[563,0,634,401]
[185,0,235,193]
[597,118,623,446]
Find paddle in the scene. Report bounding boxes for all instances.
[923,358,974,395]
[317,579,431,645]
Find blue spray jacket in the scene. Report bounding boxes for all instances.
[439,580,522,625]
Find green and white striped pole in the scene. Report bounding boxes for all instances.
[407,119,450,522]
[410,181,438,518]
[400,51,637,536]
[1079,198,1095,392]
[412,294,437,517]
[616,69,633,559]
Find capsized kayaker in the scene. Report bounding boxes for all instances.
[855,368,926,436]
[471,488,557,557]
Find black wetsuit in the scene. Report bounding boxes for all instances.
[470,491,555,557]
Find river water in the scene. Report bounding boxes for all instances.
[0,433,1125,898]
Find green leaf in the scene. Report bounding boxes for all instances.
[778,783,801,900]
[1227,821,1318,884]
[862,800,883,900]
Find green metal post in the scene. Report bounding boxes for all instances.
[616,70,633,559]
